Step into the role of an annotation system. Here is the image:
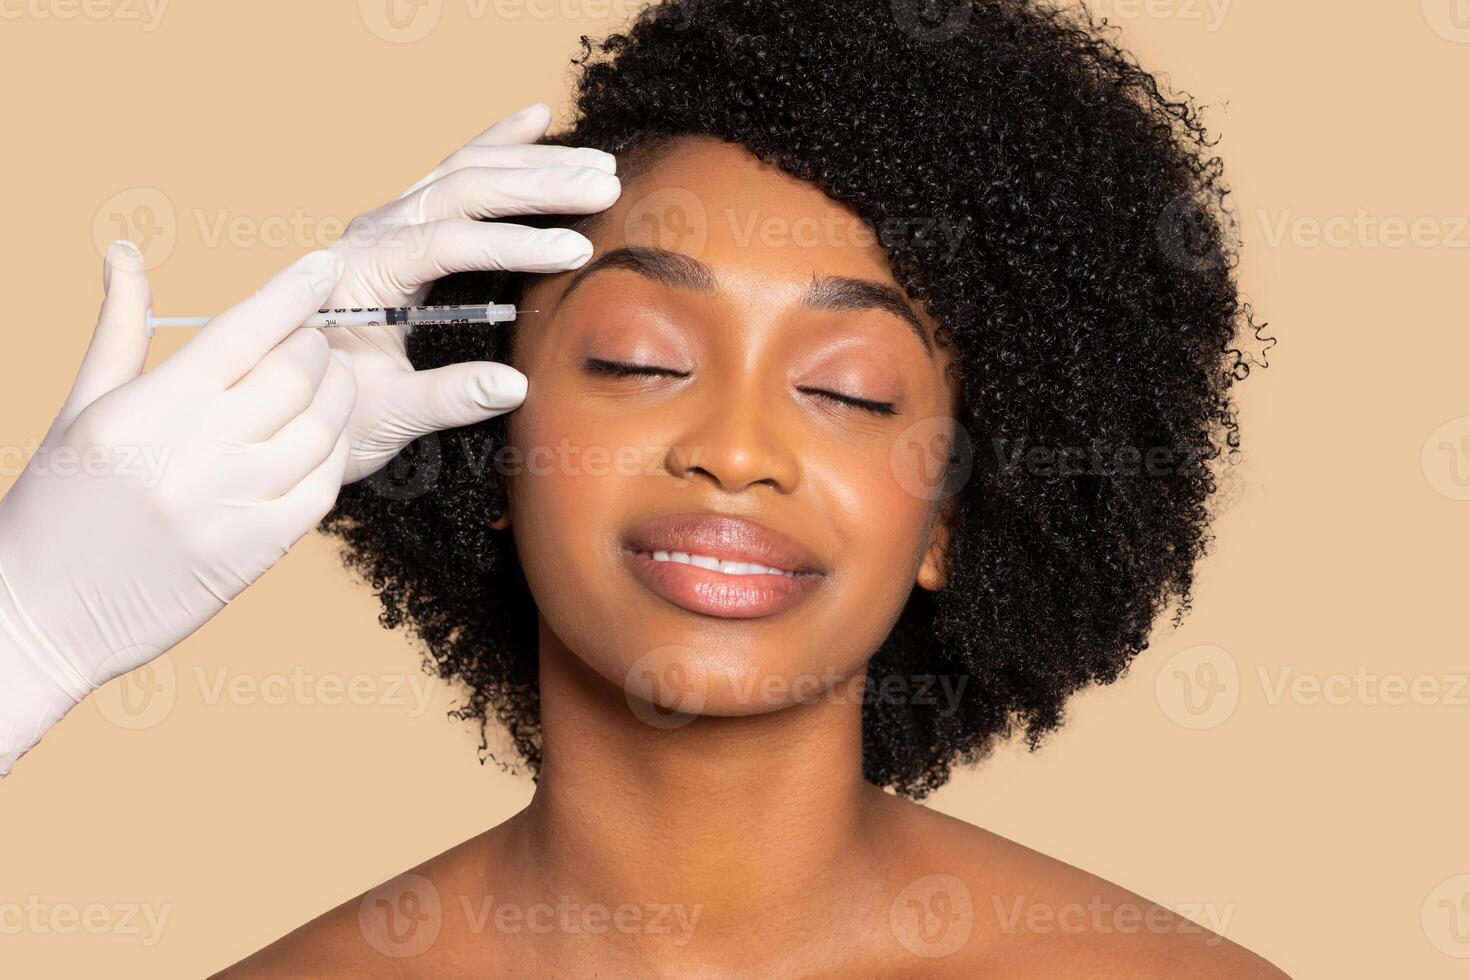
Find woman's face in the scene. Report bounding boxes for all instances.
[503,136,961,716]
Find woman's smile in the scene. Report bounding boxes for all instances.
[621,511,828,618]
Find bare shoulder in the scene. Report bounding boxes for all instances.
[879,796,1292,979]
[209,822,514,979]
[212,795,1290,979]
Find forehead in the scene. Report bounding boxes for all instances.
[582,136,908,300]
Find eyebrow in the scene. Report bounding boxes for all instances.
[556,245,934,355]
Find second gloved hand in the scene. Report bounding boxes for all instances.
[0,245,355,773]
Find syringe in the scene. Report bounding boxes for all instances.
[145,304,535,337]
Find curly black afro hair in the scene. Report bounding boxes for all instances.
[323,0,1266,800]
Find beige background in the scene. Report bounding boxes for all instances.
[0,1,1466,975]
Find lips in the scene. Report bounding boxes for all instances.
[622,512,828,618]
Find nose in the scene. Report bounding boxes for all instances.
[662,380,801,495]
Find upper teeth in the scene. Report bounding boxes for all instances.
[645,550,797,578]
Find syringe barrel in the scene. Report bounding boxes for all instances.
[309,305,518,328]
[400,304,518,326]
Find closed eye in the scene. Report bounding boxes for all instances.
[584,357,690,378]
[797,387,898,416]
[586,359,895,416]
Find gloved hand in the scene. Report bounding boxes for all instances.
[323,101,620,483]
[0,244,355,775]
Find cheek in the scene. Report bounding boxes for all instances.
[503,387,665,612]
[812,440,936,610]
[507,389,617,550]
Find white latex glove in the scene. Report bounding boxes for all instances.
[324,101,620,483]
[0,244,356,776]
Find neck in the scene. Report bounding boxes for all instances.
[507,619,894,950]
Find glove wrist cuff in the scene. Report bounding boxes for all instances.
[0,552,92,704]
[0,607,80,777]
